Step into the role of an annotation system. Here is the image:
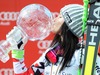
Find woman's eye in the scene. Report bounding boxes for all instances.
[59,15,63,18]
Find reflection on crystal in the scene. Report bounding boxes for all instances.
[17,4,53,41]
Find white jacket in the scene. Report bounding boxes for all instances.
[12,48,100,75]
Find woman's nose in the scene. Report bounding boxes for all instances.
[52,12,59,18]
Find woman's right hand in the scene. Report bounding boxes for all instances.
[11,36,28,50]
[7,28,28,59]
[6,26,28,50]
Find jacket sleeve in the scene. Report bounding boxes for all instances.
[95,55,100,75]
[12,48,50,75]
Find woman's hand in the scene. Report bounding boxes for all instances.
[6,26,28,50]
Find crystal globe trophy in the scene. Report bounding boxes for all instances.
[0,4,53,63]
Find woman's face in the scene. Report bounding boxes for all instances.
[51,14,64,33]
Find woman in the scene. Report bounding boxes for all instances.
[11,4,100,75]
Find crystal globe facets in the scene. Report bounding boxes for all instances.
[17,4,53,41]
